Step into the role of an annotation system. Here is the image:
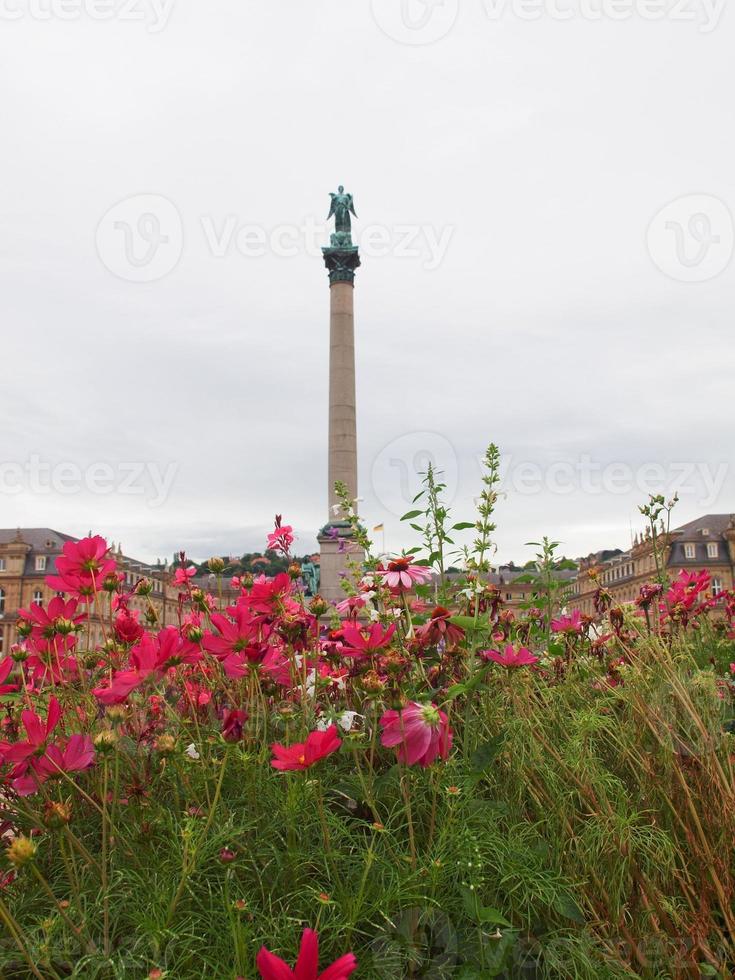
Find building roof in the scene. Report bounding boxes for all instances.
[667,514,734,567]
[0,528,76,549]
[671,514,733,539]
[0,528,168,579]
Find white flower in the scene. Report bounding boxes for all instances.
[337,710,360,731]
[368,607,381,622]
[185,743,200,760]
[316,711,362,732]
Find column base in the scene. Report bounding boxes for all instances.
[317,521,363,605]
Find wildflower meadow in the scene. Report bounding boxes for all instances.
[1,445,733,978]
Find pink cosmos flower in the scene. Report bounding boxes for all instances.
[2,696,62,770]
[256,927,357,980]
[334,595,367,617]
[93,634,159,705]
[0,658,19,695]
[243,573,293,614]
[267,524,294,555]
[271,726,342,771]
[380,702,452,767]
[17,596,84,640]
[415,606,465,648]
[0,697,92,795]
[56,535,116,580]
[114,610,145,645]
[480,644,539,668]
[174,566,197,588]
[379,558,433,591]
[222,709,247,743]
[340,622,396,659]
[551,610,584,635]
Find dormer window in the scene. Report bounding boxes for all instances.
[684,544,696,560]
[35,556,47,571]
[701,528,710,536]
[706,542,719,559]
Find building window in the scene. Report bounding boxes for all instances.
[35,556,47,571]
[702,528,710,536]
[684,544,696,560]
[706,542,719,559]
[0,559,5,571]
[32,590,43,606]
[712,578,723,597]
[0,589,4,613]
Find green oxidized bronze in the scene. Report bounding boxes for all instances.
[322,184,361,284]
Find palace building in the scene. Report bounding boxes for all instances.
[0,528,177,655]
[570,514,735,615]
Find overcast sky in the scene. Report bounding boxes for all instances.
[1,1,733,566]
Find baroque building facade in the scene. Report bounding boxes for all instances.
[0,528,177,655]
[570,514,735,615]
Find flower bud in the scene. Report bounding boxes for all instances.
[309,594,328,617]
[105,705,127,727]
[10,644,28,664]
[93,730,119,753]
[44,800,72,829]
[361,670,385,695]
[136,578,154,596]
[6,836,36,868]
[207,557,226,573]
[155,734,176,756]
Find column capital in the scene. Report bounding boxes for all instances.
[322,246,361,285]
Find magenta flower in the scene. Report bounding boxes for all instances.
[480,644,539,668]
[551,610,584,635]
[340,621,396,659]
[256,927,357,980]
[379,558,432,591]
[174,566,197,587]
[270,726,342,772]
[380,702,452,767]
[267,515,294,557]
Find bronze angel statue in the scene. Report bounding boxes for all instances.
[327,186,357,246]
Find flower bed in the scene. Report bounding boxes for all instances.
[1,447,734,978]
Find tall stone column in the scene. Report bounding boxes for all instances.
[317,186,362,604]
[327,279,358,513]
